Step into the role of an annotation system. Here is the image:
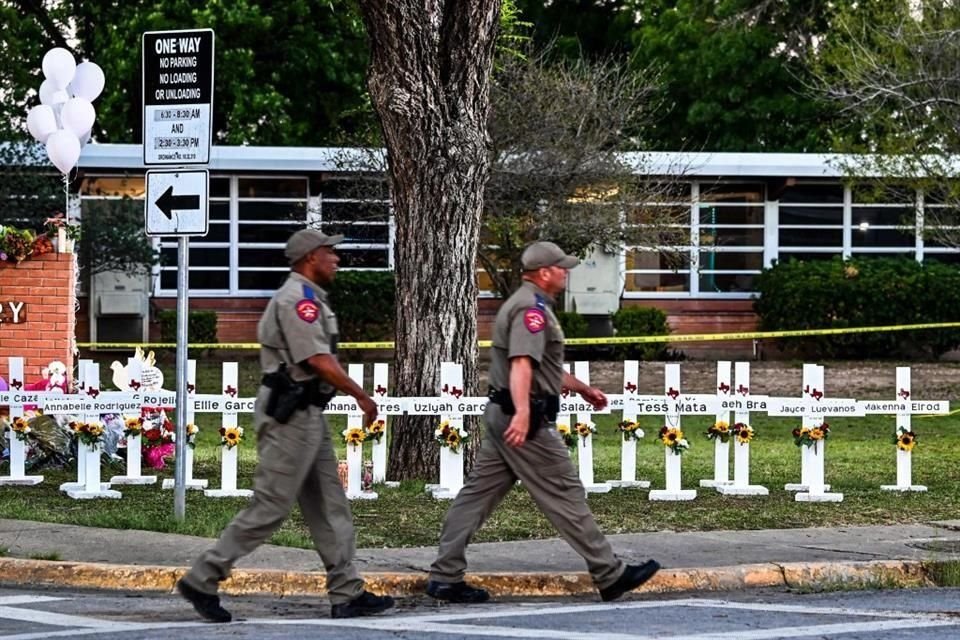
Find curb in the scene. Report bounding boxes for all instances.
[0,558,936,597]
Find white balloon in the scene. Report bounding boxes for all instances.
[51,89,70,105]
[78,129,92,147]
[70,61,105,102]
[26,105,58,143]
[45,129,81,175]
[39,79,57,105]
[60,97,95,137]
[42,47,77,89]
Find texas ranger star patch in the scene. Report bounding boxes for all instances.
[523,308,546,333]
[296,299,320,323]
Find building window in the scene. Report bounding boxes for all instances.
[623,183,693,295]
[849,183,916,255]
[697,182,765,294]
[776,183,844,262]
[317,177,392,271]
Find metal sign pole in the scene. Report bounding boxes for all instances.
[174,235,189,520]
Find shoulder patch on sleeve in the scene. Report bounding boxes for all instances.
[296,299,320,323]
[523,307,547,333]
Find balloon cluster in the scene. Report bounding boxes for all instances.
[26,48,104,175]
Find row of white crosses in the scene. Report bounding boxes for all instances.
[0,357,949,501]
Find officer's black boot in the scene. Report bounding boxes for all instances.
[177,578,232,623]
[426,580,490,603]
[599,560,661,602]
[330,590,396,619]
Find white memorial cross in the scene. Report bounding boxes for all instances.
[568,361,611,494]
[769,363,856,502]
[607,359,650,489]
[58,358,93,493]
[424,362,477,499]
[717,362,769,496]
[866,367,949,492]
[637,363,716,501]
[370,363,394,486]
[555,363,574,456]
[205,362,253,498]
[339,363,377,500]
[110,358,157,486]
[65,362,121,499]
[0,357,43,486]
[700,360,734,489]
[164,360,207,490]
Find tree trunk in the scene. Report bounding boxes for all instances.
[358,1,501,481]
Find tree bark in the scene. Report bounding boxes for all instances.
[358,1,501,481]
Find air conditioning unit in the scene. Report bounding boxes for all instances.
[89,270,150,348]
[566,247,621,315]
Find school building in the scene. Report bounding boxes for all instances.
[69,144,956,354]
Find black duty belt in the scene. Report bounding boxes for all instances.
[487,387,560,436]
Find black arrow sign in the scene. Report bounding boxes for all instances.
[155,185,200,220]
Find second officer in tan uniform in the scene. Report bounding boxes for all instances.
[177,228,395,621]
[426,241,660,603]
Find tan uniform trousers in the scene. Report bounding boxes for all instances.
[183,386,364,604]
[429,403,625,589]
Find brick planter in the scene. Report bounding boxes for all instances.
[0,252,76,385]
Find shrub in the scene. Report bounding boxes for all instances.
[556,311,589,338]
[611,306,670,361]
[753,256,960,358]
[157,309,218,356]
[328,270,395,342]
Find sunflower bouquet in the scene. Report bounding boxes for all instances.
[732,422,754,444]
[659,426,690,455]
[435,420,470,454]
[792,422,830,448]
[8,417,32,443]
[342,426,366,449]
[219,426,244,449]
[185,423,199,450]
[122,417,143,439]
[366,419,386,443]
[73,421,106,447]
[705,420,731,443]
[893,427,916,452]
[617,419,644,441]
[575,421,597,442]
[555,423,577,449]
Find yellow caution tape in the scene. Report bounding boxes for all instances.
[75,321,960,351]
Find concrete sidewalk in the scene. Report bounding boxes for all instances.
[2,518,960,597]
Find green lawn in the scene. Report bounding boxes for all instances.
[2,354,959,549]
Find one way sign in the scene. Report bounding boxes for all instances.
[145,169,209,236]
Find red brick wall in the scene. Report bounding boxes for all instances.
[0,252,76,384]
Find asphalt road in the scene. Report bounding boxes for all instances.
[2,586,960,639]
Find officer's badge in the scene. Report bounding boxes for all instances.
[296,299,320,323]
[523,308,546,333]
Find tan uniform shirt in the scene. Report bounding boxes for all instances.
[257,272,338,396]
[489,281,565,396]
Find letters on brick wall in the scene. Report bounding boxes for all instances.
[0,301,25,323]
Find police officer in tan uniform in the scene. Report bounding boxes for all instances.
[177,229,395,621]
[426,241,660,603]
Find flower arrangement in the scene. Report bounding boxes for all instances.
[72,421,105,447]
[659,426,690,455]
[123,417,142,439]
[617,419,644,441]
[575,421,597,442]
[893,427,916,452]
[141,415,176,469]
[183,423,199,449]
[556,423,576,449]
[732,422,754,444]
[9,417,32,443]
[366,419,386,443]
[220,426,244,449]
[0,224,55,264]
[342,427,366,449]
[435,420,470,454]
[705,420,731,443]
[792,422,830,448]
